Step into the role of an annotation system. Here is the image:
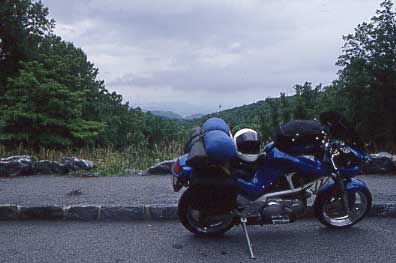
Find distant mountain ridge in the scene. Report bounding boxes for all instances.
[149,110,204,120]
[187,95,298,136]
[149,95,295,127]
[149,110,184,119]
[184,113,205,119]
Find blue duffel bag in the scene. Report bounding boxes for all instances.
[186,117,236,167]
[203,129,236,163]
[202,117,230,134]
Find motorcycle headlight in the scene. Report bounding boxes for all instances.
[333,148,362,169]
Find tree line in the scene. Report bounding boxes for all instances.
[0,0,184,150]
[1,0,395,152]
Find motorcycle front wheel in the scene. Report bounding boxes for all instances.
[314,187,372,228]
[178,189,235,237]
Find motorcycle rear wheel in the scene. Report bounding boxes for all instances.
[314,187,372,228]
[178,189,235,236]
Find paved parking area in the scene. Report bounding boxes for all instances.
[0,174,394,207]
[1,218,396,263]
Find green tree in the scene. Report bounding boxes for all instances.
[266,98,280,131]
[336,0,396,149]
[293,82,321,119]
[318,81,347,113]
[257,109,273,143]
[0,0,54,92]
[0,0,186,151]
[0,61,104,148]
[279,92,291,123]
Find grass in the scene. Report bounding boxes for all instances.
[0,141,184,176]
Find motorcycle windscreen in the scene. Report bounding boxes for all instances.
[319,111,365,152]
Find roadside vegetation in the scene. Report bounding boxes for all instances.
[0,0,395,175]
[0,141,184,175]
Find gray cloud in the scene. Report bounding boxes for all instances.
[42,0,382,115]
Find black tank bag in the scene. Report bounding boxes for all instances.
[274,120,325,155]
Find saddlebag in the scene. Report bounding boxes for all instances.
[274,120,325,155]
[188,166,237,215]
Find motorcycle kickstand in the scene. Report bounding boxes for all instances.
[240,217,256,259]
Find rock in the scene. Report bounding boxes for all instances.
[366,152,396,174]
[79,172,99,177]
[144,159,176,176]
[61,157,96,171]
[0,155,35,177]
[0,155,96,177]
[34,160,69,175]
[66,189,83,196]
[124,168,144,176]
[371,152,393,159]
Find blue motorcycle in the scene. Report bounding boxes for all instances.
[172,112,372,258]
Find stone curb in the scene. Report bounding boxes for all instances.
[0,203,395,221]
[0,204,178,221]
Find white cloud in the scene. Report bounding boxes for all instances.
[55,19,95,40]
[42,0,384,115]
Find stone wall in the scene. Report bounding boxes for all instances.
[0,156,95,177]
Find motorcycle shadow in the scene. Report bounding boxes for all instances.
[316,224,370,236]
[182,222,372,259]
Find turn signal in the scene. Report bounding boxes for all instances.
[172,159,181,174]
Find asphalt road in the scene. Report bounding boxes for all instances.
[0,174,182,206]
[0,174,395,207]
[1,218,396,263]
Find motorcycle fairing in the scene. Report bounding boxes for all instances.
[317,178,368,195]
[335,147,365,179]
[237,147,330,201]
[173,154,192,180]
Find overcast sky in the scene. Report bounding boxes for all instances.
[42,0,382,116]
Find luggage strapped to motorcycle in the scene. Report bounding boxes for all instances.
[274,120,326,156]
[184,117,236,168]
[184,118,238,215]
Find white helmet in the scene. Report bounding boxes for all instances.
[233,128,261,162]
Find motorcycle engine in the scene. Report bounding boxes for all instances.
[260,199,305,224]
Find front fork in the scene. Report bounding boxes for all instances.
[330,151,352,212]
[333,175,352,212]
